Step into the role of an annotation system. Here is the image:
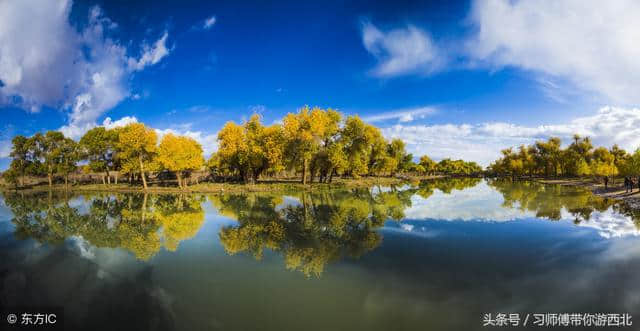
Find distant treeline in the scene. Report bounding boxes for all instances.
[488,135,640,180]
[1,106,481,190]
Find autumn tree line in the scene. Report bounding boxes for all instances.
[209,106,482,184]
[4,122,203,190]
[2,106,482,190]
[489,135,640,182]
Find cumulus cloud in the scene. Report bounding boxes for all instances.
[468,0,640,104]
[361,1,640,105]
[361,21,444,77]
[382,106,640,166]
[0,0,170,138]
[363,106,436,123]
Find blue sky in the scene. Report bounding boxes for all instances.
[2,0,640,169]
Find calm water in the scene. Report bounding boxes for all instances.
[1,179,639,330]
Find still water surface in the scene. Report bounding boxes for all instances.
[1,179,639,330]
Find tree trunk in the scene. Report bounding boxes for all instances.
[115,173,118,184]
[106,169,111,185]
[302,158,308,185]
[64,174,68,190]
[142,193,148,222]
[48,173,52,188]
[177,172,183,189]
[139,155,148,190]
[102,176,106,185]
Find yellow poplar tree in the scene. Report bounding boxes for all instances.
[157,133,205,188]
[118,123,157,190]
[283,106,332,184]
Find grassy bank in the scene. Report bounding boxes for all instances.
[0,176,442,194]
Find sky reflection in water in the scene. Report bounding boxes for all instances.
[0,179,639,330]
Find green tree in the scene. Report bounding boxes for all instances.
[79,127,119,185]
[41,131,66,188]
[8,135,31,186]
[58,137,80,189]
[419,155,436,175]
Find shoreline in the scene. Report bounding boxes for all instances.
[0,176,441,195]
[536,178,640,210]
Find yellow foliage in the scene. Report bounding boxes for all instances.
[157,133,204,172]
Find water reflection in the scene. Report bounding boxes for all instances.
[212,188,413,277]
[3,192,206,260]
[2,180,640,330]
[487,180,614,222]
[415,177,482,199]
[2,177,639,272]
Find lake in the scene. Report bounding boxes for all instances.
[1,178,639,330]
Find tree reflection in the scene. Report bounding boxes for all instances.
[213,187,414,277]
[3,192,205,260]
[612,203,640,230]
[487,180,616,222]
[415,177,482,199]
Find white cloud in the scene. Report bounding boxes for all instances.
[60,115,139,139]
[0,0,170,137]
[361,21,443,77]
[363,106,436,123]
[203,16,216,29]
[128,31,170,71]
[103,116,139,129]
[382,106,640,166]
[0,0,82,112]
[468,0,640,104]
[360,1,640,104]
